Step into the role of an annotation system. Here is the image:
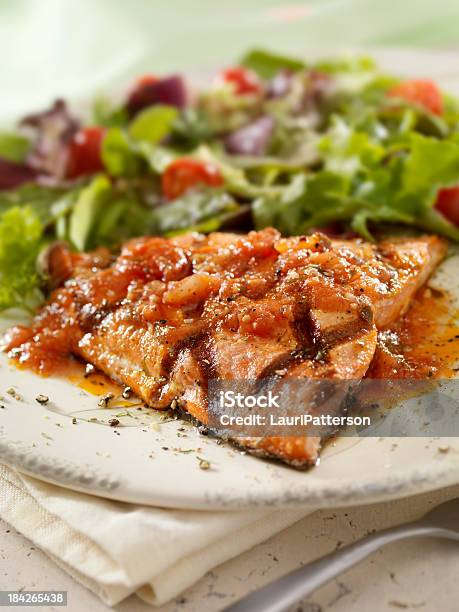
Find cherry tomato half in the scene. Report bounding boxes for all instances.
[162,158,223,200]
[435,186,459,226]
[66,126,105,179]
[217,67,263,96]
[387,79,443,116]
[134,74,158,89]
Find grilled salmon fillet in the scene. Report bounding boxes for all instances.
[4,229,447,468]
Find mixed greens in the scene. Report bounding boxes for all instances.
[2,48,459,312]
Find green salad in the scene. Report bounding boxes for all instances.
[2,48,459,312]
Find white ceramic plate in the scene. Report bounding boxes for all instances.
[1,253,458,511]
[1,49,459,510]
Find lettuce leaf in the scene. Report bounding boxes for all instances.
[102,127,177,177]
[92,96,128,128]
[240,49,306,79]
[254,131,459,241]
[129,105,178,144]
[67,175,155,250]
[68,176,112,250]
[0,132,30,163]
[101,128,147,177]
[402,133,459,197]
[0,206,44,312]
[171,108,214,148]
[0,184,68,224]
[151,189,239,235]
[253,172,351,235]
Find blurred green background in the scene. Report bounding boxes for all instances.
[2,0,459,121]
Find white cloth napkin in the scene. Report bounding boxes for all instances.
[0,464,307,607]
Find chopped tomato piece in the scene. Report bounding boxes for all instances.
[66,126,105,179]
[435,186,459,225]
[217,67,263,95]
[162,158,223,200]
[135,74,158,89]
[387,79,443,116]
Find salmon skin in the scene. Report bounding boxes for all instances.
[4,229,447,468]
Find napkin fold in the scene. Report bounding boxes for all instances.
[0,464,307,606]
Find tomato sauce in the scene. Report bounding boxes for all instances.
[3,231,458,389]
[368,286,459,379]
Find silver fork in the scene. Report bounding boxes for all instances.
[224,498,459,612]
